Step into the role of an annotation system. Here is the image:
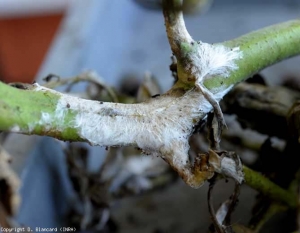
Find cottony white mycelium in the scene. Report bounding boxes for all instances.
[5,0,246,188]
[1,0,300,211]
[31,40,243,188]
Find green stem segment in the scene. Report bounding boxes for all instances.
[0,82,81,141]
[243,166,298,208]
[206,20,300,90]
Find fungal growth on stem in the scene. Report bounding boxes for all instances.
[163,0,243,134]
[31,79,242,188]
[1,0,300,206]
[0,0,244,189]
[15,0,244,188]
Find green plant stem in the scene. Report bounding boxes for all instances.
[243,166,298,208]
[0,82,81,141]
[209,20,300,90]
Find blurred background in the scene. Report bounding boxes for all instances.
[0,0,67,83]
[1,0,300,232]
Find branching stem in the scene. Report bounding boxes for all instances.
[0,0,299,206]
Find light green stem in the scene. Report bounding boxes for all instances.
[205,20,300,89]
[243,166,298,208]
[0,83,81,141]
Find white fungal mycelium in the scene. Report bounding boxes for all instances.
[190,42,243,88]
[33,43,243,188]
